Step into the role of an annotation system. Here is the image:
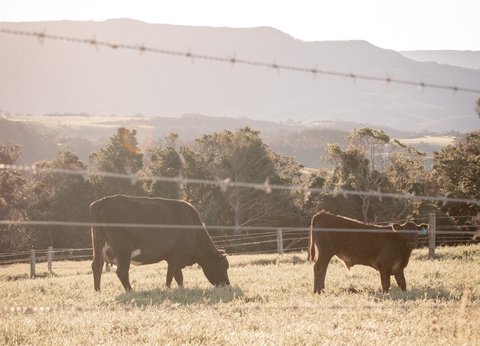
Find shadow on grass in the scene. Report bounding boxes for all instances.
[115,285,244,307]
[235,255,308,267]
[372,286,461,301]
[240,258,276,266]
[414,249,480,261]
[332,285,460,302]
[1,271,58,281]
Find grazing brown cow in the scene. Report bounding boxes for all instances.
[90,194,230,291]
[309,210,427,293]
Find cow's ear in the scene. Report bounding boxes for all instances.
[418,223,429,235]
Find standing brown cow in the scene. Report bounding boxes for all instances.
[90,194,230,291]
[309,210,427,293]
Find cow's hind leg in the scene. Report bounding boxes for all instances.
[115,251,132,291]
[91,256,104,292]
[394,270,407,291]
[313,253,332,294]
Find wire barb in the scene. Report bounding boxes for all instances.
[138,43,146,55]
[36,29,46,45]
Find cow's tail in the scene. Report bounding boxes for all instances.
[90,199,106,291]
[308,215,317,263]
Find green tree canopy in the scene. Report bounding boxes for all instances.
[475,97,480,118]
[431,130,480,223]
[28,151,91,248]
[182,127,304,230]
[320,127,426,223]
[0,142,30,251]
[89,127,144,198]
[142,133,182,199]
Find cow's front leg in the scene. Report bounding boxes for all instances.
[379,269,391,293]
[174,269,184,287]
[166,262,178,288]
[116,251,132,291]
[394,270,407,291]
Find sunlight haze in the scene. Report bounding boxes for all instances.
[1,0,479,50]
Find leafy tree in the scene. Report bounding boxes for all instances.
[325,131,389,222]
[0,141,21,164]
[476,97,480,118]
[431,130,480,224]
[142,133,182,198]
[182,127,304,231]
[321,127,426,223]
[180,145,231,226]
[302,170,329,216]
[89,127,144,198]
[0,142,31,251]
[347,127,391,172]
[383,140,429,219]
[27,151,91,248]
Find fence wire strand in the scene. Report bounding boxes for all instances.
[1,164,479,207]
[1,27,480,94]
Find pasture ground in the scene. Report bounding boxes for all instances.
[0,245,479,345]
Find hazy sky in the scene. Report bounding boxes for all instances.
[1,0,479,51]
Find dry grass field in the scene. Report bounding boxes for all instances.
[0,245,479,345]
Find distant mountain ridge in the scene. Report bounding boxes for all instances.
[400,50,480,71]
[1,19,479,131]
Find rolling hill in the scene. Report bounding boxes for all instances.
[400,50,480,70]
[1,19,479,132]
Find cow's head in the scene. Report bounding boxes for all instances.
[201,250,230,287]
[392,222,429,249]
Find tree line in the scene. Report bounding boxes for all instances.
[1,126,479,253]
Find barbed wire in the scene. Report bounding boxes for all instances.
[2,163,480,207]
[0,219,443,235]
[1,27,479,94]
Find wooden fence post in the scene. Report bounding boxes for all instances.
[47,246,53,273]
[428,213,436,258]
[276,228,284,255]
[30,246,36,279]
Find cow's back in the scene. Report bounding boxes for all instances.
[310,211,389,265]
[91,195,205,261]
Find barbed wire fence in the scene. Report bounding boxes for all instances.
[2,164,480,206]
[1,27,480,94]
[0,161,479,273]
[0,27,479,292]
